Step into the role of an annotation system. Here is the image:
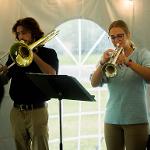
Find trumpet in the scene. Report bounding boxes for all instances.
[0,29,59,70]
[101,44,124,78]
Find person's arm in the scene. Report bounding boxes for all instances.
[91,49,114,87]
[0,65,10,85]
[91,64,103,87]
[33,52,56,75]
[126,59,150,81]
[0,78,4,105]
[116,49,150,82]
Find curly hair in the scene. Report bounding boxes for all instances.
[12,17,44,41]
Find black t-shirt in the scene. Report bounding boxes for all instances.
[6,46,59,104]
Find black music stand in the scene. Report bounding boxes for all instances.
[26,73,95,150]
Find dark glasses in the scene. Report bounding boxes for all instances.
[109,34,125,41]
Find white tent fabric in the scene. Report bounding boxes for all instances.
[0,0,150,149]
[0,0,150,53]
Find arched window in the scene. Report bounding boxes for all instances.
[45,19,113,150]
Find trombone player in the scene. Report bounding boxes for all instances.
[0,17,59,150]
[91,20,150,150]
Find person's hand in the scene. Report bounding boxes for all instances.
[100,49,114,65]
[116,51,128,66]
[0,65,8,75]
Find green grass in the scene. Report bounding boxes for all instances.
[59,54,102,65]
[47,53,107,149]
[47,88,108,150]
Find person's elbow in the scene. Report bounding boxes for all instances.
[91,80,99,87]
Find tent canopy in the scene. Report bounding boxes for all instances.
[0,0,149,52]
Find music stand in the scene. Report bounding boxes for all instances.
[26,73,95,150]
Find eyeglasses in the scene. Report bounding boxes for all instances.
[109,34,125,41]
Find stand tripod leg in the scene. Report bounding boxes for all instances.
[59,98,63,150]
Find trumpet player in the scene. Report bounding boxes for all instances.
[0,17,59,150]
[91,20,150,150]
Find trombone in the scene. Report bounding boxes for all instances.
[101,44,124,78]
[0,29,59,70]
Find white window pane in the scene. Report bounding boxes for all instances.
[46,19,112,150]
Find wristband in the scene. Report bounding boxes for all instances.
[126,59,132,67]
